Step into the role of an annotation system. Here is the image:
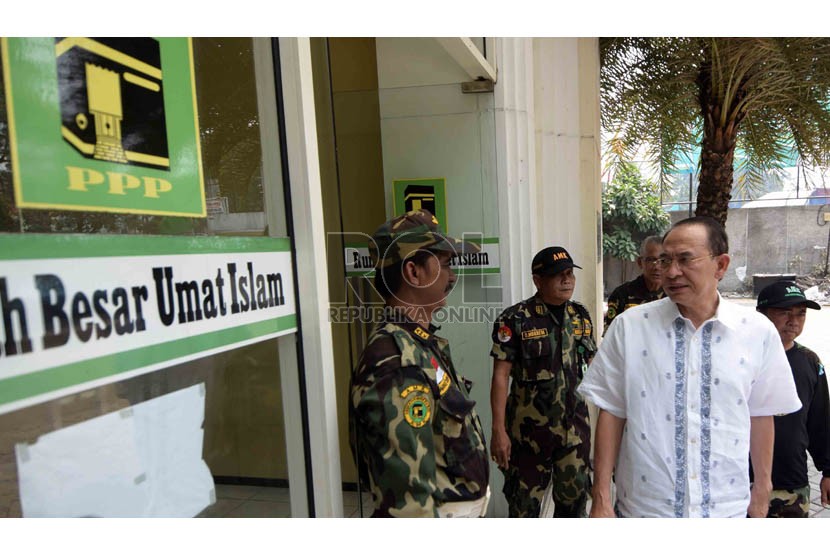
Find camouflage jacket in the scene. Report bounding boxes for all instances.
[490,295,597,413]
[350,309,489,517]
[604,274,664,333]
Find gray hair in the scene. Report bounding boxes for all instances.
[639,235,663,257]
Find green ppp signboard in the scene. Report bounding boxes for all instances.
[2,37,206,217]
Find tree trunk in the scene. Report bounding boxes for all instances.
[694,48,746,228]
[696,139,736,227]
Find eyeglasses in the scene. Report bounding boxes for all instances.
[656,254,716,270]
[642,257,661,266]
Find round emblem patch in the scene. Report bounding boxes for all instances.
[404,395,431,428]
[497,325,512,343]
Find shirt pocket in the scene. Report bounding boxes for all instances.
[517,337,554,382]
[577,335,597,356]
[437,386,479,472]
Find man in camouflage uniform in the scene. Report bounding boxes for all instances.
[349,209,490,517]
[489,246,596,517]
[604,235,664,334]
[755,281,830,517]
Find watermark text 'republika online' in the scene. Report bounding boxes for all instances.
[329,305,503,325]
[328,230,502,324]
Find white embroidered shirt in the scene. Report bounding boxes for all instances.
[578,296,801,518]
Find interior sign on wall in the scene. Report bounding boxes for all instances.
[392,178,447,232]
[0,235,296,415]
[345,238,501,277]
[1,37,206,217]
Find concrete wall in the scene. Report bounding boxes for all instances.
[603,205,830,296]
[714,205,830,292]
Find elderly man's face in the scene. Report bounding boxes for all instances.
[637,241,663,291]
[660,224,729,312]
[764,304,807,349]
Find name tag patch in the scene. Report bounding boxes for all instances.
[522,328,548,340]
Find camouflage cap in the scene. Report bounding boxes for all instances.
[369,209,481,268]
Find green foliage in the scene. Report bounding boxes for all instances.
[602,163,670,261]
[602,229,640,261]
[601,38,830,221]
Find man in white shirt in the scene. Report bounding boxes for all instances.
[578,216,801,517]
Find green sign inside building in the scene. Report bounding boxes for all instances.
[392,177,447,232]
[2,37,206,217]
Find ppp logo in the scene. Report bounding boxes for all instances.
[56,37,170,170]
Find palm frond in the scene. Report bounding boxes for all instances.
[601,37,830,214]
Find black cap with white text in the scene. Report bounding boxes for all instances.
[756,281,820,311]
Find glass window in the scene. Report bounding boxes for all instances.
[0,38,296,517]
[0,38,267,237]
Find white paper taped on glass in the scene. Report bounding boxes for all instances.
[15,383,215,517]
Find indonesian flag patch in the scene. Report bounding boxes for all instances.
[431,356,451,395]
[497,325,512,343]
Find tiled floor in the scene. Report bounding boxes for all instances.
[200,465,826,518]
[197,484,292,518]
[196,484,373,517]
[807,460,828,518]
[342,490,375,517]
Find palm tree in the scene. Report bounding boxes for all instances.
[601,38,830,226]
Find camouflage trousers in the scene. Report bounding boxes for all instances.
[502,379,591,518]
[767,485,811,518]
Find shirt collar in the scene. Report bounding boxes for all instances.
[664,293,740,331]
[383,306,439,346]
[531,293,570,315]
[711,294,741,330]
[530,293,546,313]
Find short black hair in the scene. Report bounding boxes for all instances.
[374,249,435,300]
[664,216,729,256]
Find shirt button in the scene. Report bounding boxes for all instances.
[691,437,697,444]
[691,474,698,480]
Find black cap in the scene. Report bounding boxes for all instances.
[756,281,821,311]
[531,246,581,277]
